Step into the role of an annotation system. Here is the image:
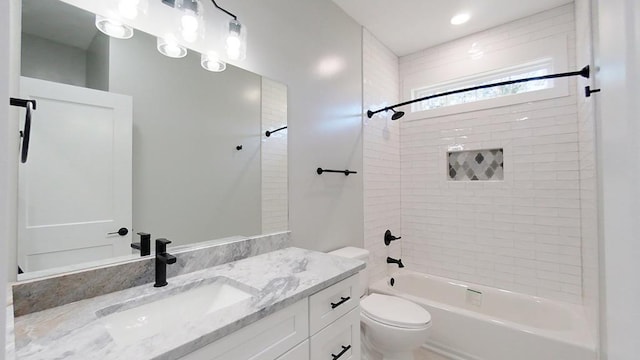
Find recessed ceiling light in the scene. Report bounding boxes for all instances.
[451,13,471,25]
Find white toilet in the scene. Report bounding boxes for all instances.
[329,247,432,360]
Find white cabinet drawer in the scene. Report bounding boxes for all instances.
[309,274,359,334]
[277,340,309,360]
[180,299,309,360]
[310,307,361,360]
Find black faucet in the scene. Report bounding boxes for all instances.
[154,238,177,287]
[384,230,402,246]
[131,232,151,256]
[387,257,405,268]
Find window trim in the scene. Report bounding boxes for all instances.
[401,35,570,122]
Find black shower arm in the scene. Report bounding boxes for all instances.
[367,65,591,118]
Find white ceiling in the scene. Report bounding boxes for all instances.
[332,0,573,56]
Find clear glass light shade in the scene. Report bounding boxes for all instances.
[157,35,188,58]
[225,20,247,61]
[165,0,204,43]
[117,0,148,20]
[95,15,134,39]
[201,52,226,72]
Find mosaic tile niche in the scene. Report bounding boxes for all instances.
[448,148,504,181]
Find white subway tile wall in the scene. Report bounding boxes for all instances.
[261,78,288,233]
[575,0,599,338]
[399,4,584,303]
[363,29,401,284]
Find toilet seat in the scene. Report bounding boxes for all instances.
[361,293,431,329]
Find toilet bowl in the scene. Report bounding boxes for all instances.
[328,247,432,360]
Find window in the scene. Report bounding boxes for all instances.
[410,59,554,113]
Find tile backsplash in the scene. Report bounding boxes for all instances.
[399,4,582,303]
[448,149,504,181]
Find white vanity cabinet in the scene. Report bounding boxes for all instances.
[180,274,360,360]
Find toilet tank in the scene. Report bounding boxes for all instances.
[328,247,369,298]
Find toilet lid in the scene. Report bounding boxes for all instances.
[361,294,431,329]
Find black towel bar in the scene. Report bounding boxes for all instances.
[317,168,358,176]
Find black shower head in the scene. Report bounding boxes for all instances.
[391,109,405,120]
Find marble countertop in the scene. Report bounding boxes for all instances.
[12,247,365,360]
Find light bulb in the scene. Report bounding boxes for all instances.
[157,36,187,58]
[181,13,199,33]
[201,52,226,72]
[225,19,246,60]
[118,0,140,19]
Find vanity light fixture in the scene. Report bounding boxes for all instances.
[211,0,247,61]
[95,15,134,39]
[162,0,204,43]
[157,34,188,58]
[450,13,471,25]
[201,51,227,72]
[118,0,148,20]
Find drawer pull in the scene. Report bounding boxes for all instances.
[330,296,350,309]
[331,345,351,360]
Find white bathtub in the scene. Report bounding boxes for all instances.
[369,270,597,360]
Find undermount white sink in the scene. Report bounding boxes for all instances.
[99,279,254,346]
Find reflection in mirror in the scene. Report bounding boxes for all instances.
[17,0,288,278]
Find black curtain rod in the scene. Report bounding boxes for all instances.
[367,65,591,118]
[317,168,358,176]
[265,126,287,137]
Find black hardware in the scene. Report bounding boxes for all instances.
[367,65,593,118]
[390,277,395,286]
[108,227,129,236]
[387,257,405,268]
[11,98,36,164]
[265,126,287,137]
[236,145,243,151]
[317,168,358,176]
[331,345,352,360]
[154,238,177,287]
[585,86,602,97]
[10,98,37,110]
[211,0,237,20]
[330,296,351,309]
[131,232,151,256]
[384,230,402,246]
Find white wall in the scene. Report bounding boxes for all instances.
[59,0,364,252]
[2,0,22,355]
[362,29,401,283]
[86,33,109,91]
[261,78,289,234]
[596,0,640,358]
[21,33,87,87]
[0,0,10,354]
[398,4,583,303]
[575,0,600,346]
[234,1,364,251]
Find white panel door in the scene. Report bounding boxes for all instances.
[18,77,133,273]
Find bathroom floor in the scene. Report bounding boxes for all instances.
[414,347,451,360]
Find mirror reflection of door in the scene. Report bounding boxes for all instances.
[18,77,133,273]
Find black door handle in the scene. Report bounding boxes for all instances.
[330,296,351,309]
[331,345,351,360]
[108,227,129,236]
